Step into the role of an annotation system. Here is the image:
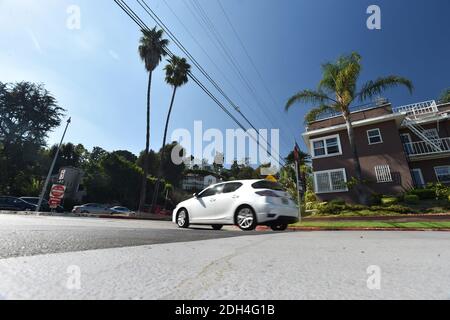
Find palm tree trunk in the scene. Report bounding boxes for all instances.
[344,114,368,205]
[138,71,153,214]
[151,86,178,212]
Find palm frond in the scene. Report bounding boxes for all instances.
[285,90,335,111]
[439,88,450,103]
[304,104,336,124]
[358,76,414,101]
[164,56,191,87]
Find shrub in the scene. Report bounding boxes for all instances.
[369,193,383,205]
[304,190,317,203]
[404,194,420,204]
[408,188,436,200]
[370,205,412,214]
[435,183,450,200]
[381,197,399,205]
[329,198,345,205]
[448,194,450,203]
[305,202,316,210]
[317,203,346,215]
[346,204,369,211]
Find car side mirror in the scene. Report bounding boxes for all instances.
[193,193,198,198]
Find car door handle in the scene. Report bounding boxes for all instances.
[210,199,216,202]
[232,195,239,199]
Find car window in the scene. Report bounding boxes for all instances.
[199,185,223,198]
[251,180,284,191]
[223,183,243,194]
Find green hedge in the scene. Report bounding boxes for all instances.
[381,197,399,205]
[407,188,436,200]
[404,194,420,204]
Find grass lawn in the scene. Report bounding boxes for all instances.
[291,221,450,229]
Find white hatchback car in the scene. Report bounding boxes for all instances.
[173,180,299,231]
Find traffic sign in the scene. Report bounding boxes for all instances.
[50,184,66,199]
[48,198,62,209]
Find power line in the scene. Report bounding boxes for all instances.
[188,0,294,152]
[113,0,286,167]
[215,0,300,140]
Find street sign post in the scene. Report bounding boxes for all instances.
[49,184,66,209]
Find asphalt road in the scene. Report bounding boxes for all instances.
[0,214,264,259]
[1,214,450,299]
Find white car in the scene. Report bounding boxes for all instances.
[172,180,299,231]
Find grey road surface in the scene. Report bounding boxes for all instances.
[0,214,449,299]
[0,214,263,259]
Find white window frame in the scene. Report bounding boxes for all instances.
[375,165,393,183]
[434,166,450,183]
[310,134,343,159]
[411,168,425,188]
[367,128,383,145]
[313,168,348,194]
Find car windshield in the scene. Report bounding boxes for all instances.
[251,180,284,191]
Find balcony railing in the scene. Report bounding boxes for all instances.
[403,137,450,158]
[393,100,438,117]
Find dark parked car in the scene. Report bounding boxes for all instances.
[0,196,37,211]
[20,197,65,213]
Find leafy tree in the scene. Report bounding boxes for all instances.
[159,142,186,188]
[286,53,413,204]
[47,143,88,174]
[137,149,160,177]
[112,150,138,163]
[152,56,191,207]
[137,27,169,213]
[0,82,64,194]
[439,88,450,103]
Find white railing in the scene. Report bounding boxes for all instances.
[404,137,450,157]
[393,100,438,116]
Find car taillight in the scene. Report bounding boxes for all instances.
[255,190,280,197]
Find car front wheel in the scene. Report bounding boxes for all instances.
[270,223,288,231]
[236,207,257,231]
[177,209,190,228]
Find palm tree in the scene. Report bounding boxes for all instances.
[439,88,450,103]
[286,52,413,204]
[137,27,169,214]
[151,56,191,211]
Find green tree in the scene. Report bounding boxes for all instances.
[112,150,138,163]
[137,27,169,213]
[439,88,450,103]
[159,142,186,188]
[0,82,64,194]
[285,52,413,204]
[152,56,191,208]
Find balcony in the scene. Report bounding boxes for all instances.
[403,137,450,160]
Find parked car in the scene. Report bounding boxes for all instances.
[20,197,64,213]
[0,196,37,211]
[172,180,299,231]
[72,203,113,215]
[109,206,135,215]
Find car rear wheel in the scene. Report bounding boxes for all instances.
[270,223,288,231]
[177,209,190,228]
[236,207,257,231]
[212,224,223,231]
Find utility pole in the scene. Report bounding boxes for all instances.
[293,141,303,222]
[36,118,71,213]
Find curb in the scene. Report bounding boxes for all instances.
[98,214,172,221]
[239,226,450,232]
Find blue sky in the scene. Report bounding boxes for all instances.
[1,0,449,164]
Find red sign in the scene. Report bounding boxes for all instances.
[50,184,66,199]
[48,198,62,208]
